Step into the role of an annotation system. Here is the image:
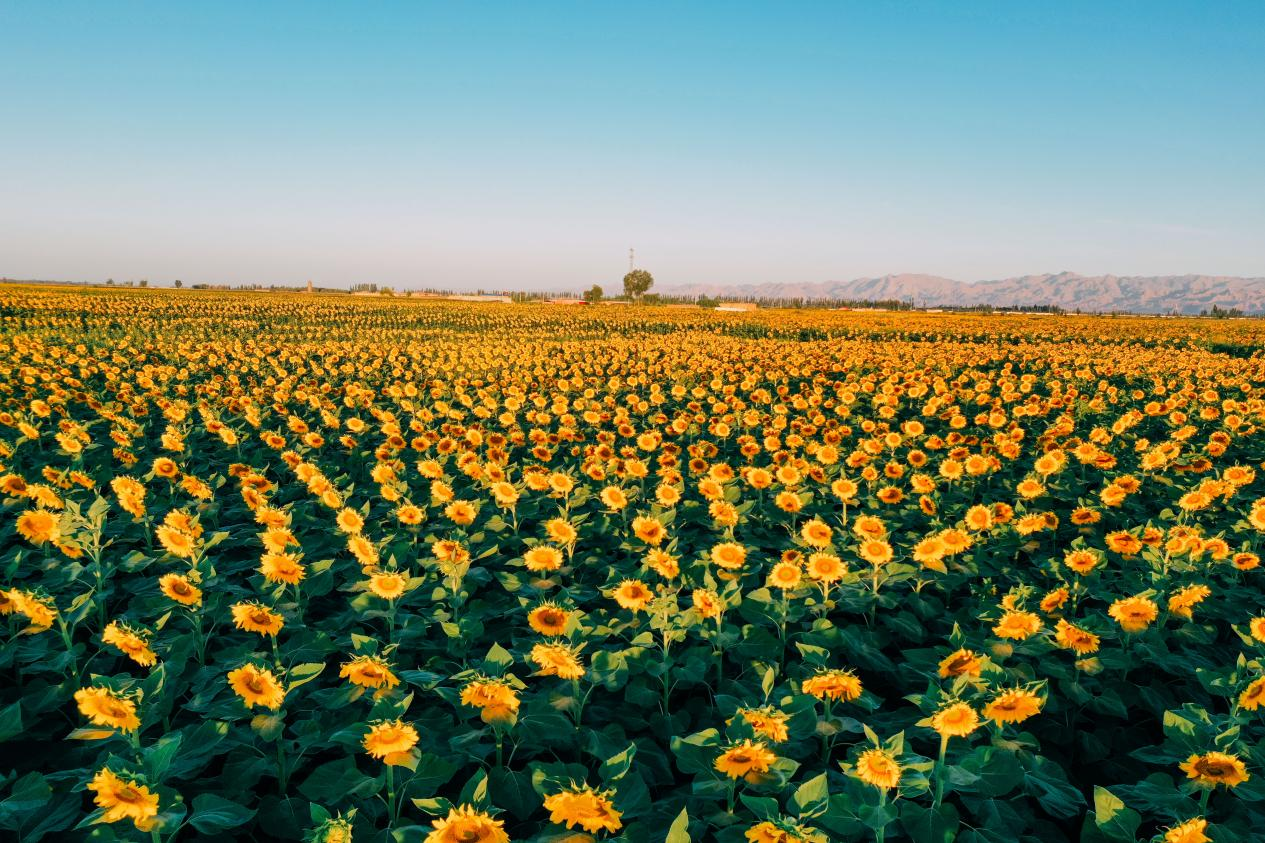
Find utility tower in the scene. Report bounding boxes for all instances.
[629,248,635,273]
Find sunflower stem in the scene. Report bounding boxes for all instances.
[934,734,948,808]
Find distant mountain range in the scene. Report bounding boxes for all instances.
[664,273,1265,314]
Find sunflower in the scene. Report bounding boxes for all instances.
[545,518,579,545]
[692,589,724,619]
[1168,584,1211,619]
[1239,677,1265,710]
[102,621,157,666]
[530,643,586,679]
[313,816,356,843]
[644,548,680,579]
[737,707,790,742]
[1162,818,1210,843]
[854,747,902,790]
[461,677,521,725]
[74,687,140,732]
[711,542,747,570]
[228,663,286,710]
[930,702,978,738]
[445,500,477,525]
[858,539,893,567]
[424,805,510,843]
[1108,595,1159,633]
[362,718,420,765]
[528,603,571,636]
[801,668,862,702]
[746,818,827,843]
[800,519,833,548]
[1063,549,1100,575]
[938,648,982,678]
[335,508,365,534]
[760,559,803,593]
[16,506,63,546]
[631,516,666,546]
[524,545,564,572]
[1250,617,1265,643]
[612,579,653,611]
[993,611,1042,640]
[259,552,306,585]
[367,571,409,600]
[1054,619,1100,654]
[13,590,58,630]
[347,533,380,568]
[231,602,285,636]
[87,768,159,830]
[715,739,777,780]
[1180,752,1250,789]
[155,524,195,559]
[339,654,400,689]
[542,785,623,833]
[984,688,1043,725]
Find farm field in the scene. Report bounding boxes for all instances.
[2,286,1265,842]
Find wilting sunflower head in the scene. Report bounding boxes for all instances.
[88,767,160,831]
[542,784,623,834]
[424,804,509,843]
[362,718,419,765]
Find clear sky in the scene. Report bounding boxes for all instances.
[2,2,1262,290]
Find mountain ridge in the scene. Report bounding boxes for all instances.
[663,273,1265,314]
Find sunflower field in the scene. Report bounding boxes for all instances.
[3,286,1265,843]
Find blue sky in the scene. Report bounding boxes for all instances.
[1,2,1262,290]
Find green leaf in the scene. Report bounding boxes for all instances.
[483,643,514,673]
[145,733,183,781]
[665,807,690,843]
[1092,786,1141,840]
[287,662,326,690]
[188,794,256,834]
[790,772,830,818]
[0,700,22,742]
[600,743,637,783]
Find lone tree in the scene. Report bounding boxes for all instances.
[584,284,603,303]
[623,268,654,301]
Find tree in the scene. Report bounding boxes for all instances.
[584,284,603,303]
[623,268,654,301]
[174,279,183,289]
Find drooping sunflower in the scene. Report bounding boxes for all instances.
[259,552,306,585]
[801,668,863,702]
[87,768,159,830]
[363,718,419,764]
[102,621,157,666]
[530,643,586,679]
[424,804,510,843]
[1162,817,1210,843]
[715,739,777,780]
[74,687,141,732]
[339,654,400,690]
[460,677,521,725]
[542,784,623,833]
[231,601,285,636]
[984,688,1043,725]
[15,509,60,545]
[736,706,790,743]
[227,663,286,710]
[930,702,978,739]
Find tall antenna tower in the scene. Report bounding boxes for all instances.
[629,248,635,273]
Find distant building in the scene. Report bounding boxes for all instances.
[716,302,758,312]
[548,298,587,305]
[446,294,512,303]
